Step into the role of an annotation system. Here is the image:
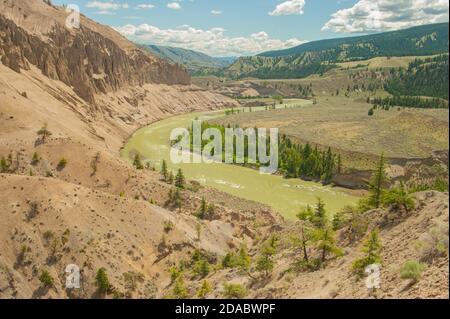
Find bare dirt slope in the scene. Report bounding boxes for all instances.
[0,174,274,298]
[200,192,449,299]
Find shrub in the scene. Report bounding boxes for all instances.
[43,230,55,241]
[165,188,182,210]
[222,252,237,268]
[57,158,67,170]
[39,269,54,288]
[193,259,210,279]
[0,156,10,173]
[17,244,30,265]
[163,220,174,233]
[170,265,183,283]
[333,205,368,241]
[31,152,40,165]
[416,222,449,263]
[332,209,347,230]
[190,249,211,278]
[293,258,323,272]
[172,276,188,299]
[95,268,110,293]
[400,260,425,283]
[27,202,39,220]
[90,152,100,175]
[222,283,247,299]
[123,271,143,293]
[384,182,415,212]
[37,123,52,144]
[197,280,212,299]
[196,198,215,220]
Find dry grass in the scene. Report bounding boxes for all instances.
[211,96,449,169]
[336,55,436,70]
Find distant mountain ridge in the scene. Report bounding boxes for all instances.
[219,23,449,79]
[259,23,449,58]
[141,45,236,74]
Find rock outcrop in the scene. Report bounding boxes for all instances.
[0,0,190,103]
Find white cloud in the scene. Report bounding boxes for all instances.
[211,10,222,15]
[167,2,181,10]
[97,10,116,15]
[136,4,155,9]
[269,0,306,16]
[323,0,449,33]
[115,24,306,56]
[86,1,129,11]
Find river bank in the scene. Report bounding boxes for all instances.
[122,100,360,220]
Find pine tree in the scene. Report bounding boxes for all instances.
[133,154,144,170]
[237,244,251,272]
[172,276,188,299]
[312,198,327,228]
[95,268,110,294]
[352,229,382,278]
[197,197,208,219]
[256,244,275,277]
[168,171,174,184]
[256,235,278,277]
[160,160,168,181]
[313,227,342,263]
[175,169,186,189]
[296,222,313,263]
[367,154,388,208]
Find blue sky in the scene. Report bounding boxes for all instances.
[53,0,449,56]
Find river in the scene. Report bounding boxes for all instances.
[122,100,359,220]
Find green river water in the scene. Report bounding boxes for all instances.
[122,101,359,220]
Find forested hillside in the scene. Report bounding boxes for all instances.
[260,23,449,58]
[217,23,449,80]
[385,54,449,100]
[141,45,235,74]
